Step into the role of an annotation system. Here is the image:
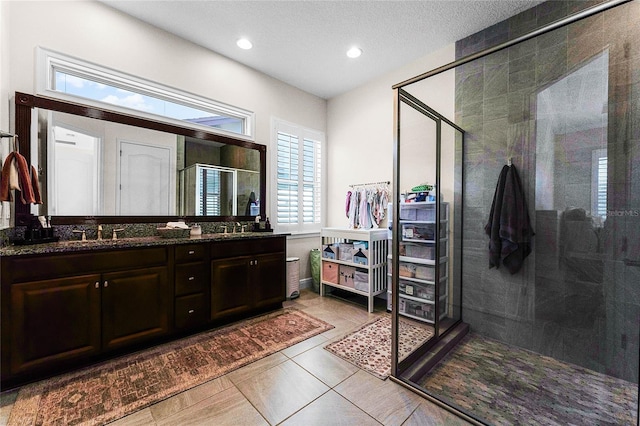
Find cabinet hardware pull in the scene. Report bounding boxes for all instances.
[104,281,108,288]
[188,276,195,281]
[188,250,195,255]
[188,309,195,314]
[95,282,100,289]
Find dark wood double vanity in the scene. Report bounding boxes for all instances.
[0,233,286,388]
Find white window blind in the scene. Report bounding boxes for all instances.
[272,119,323,234]
[591,148,607,220]
[197,167,221,216]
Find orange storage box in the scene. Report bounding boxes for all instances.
[322,261,339,284]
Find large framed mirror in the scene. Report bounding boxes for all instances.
[14,92,266,225]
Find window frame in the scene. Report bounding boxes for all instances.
[35,47,255,140]
[271,118,325,235]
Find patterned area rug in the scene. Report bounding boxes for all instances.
[8,308,333,426]
[419,333,638,426]
[324,315,433,379]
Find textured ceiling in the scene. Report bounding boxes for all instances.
[102,0,544,99]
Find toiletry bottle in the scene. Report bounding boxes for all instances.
[265,217,271,230]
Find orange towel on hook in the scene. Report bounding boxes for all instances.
[0,151,41,204]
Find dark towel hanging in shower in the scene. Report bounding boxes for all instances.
[484,164,534,274]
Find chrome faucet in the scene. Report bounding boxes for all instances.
[233,222,241,233]
[111,228,125,240]
[73,229,87,241]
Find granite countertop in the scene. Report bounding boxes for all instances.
[0,232,283,257]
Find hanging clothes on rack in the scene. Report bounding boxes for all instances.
[346,181,390,229]
[484,164,534,274]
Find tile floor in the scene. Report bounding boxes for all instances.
[0,289,470,425]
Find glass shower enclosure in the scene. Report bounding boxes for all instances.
[390,0,639,424]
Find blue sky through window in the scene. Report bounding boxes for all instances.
[54,71,242,132]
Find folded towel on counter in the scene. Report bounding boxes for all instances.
[165,221,190,229]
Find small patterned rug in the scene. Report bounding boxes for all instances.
[324,315,433,379]
[8,308,333,426]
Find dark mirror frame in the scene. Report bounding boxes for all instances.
[14,92,266,226]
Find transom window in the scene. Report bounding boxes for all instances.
[37,47,254,139]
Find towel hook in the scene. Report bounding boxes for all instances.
[507,157,512,166]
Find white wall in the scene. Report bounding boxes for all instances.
[4,0,456,286]
[326,45,456,228]
[0,1,11,229]
[4,0,326,267]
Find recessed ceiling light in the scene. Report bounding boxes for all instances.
[346,47,362,58]
[237,38,253,50]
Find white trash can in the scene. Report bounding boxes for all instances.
[286,257,300,299]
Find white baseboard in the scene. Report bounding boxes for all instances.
[299,277,313,290]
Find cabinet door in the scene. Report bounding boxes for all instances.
[10,274,102,375]
[101,267,170,351]
[211,256,252,320]
[253,252,286,309]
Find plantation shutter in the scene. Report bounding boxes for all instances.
[273,119,323,234]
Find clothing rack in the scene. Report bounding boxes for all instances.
[349,180,390,188]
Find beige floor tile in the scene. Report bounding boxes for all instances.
[149,375,234,421]
[156,386,267,426]
[109,408,157,426]
[292,346,359,387]
[225,352,289,385]
[280,390,381,426]
[281,333,329,359]
[235,359,329,425]
[402,400,473,426]
[335,370,423,426]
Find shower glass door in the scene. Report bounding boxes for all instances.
[392,1,639,424]
[391,87,464,380]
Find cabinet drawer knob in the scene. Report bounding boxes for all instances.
[188,250,195,255]
[188,309,195,314]
[104,281,108,288]
[95,282,100,289]
[188,276,195,281]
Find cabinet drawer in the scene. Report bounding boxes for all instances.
[175,263,208,296]
[175,293,208,329]
[210,236,285,259]
[175,244,207,263]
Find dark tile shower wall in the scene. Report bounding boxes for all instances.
[456,0,639,382]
